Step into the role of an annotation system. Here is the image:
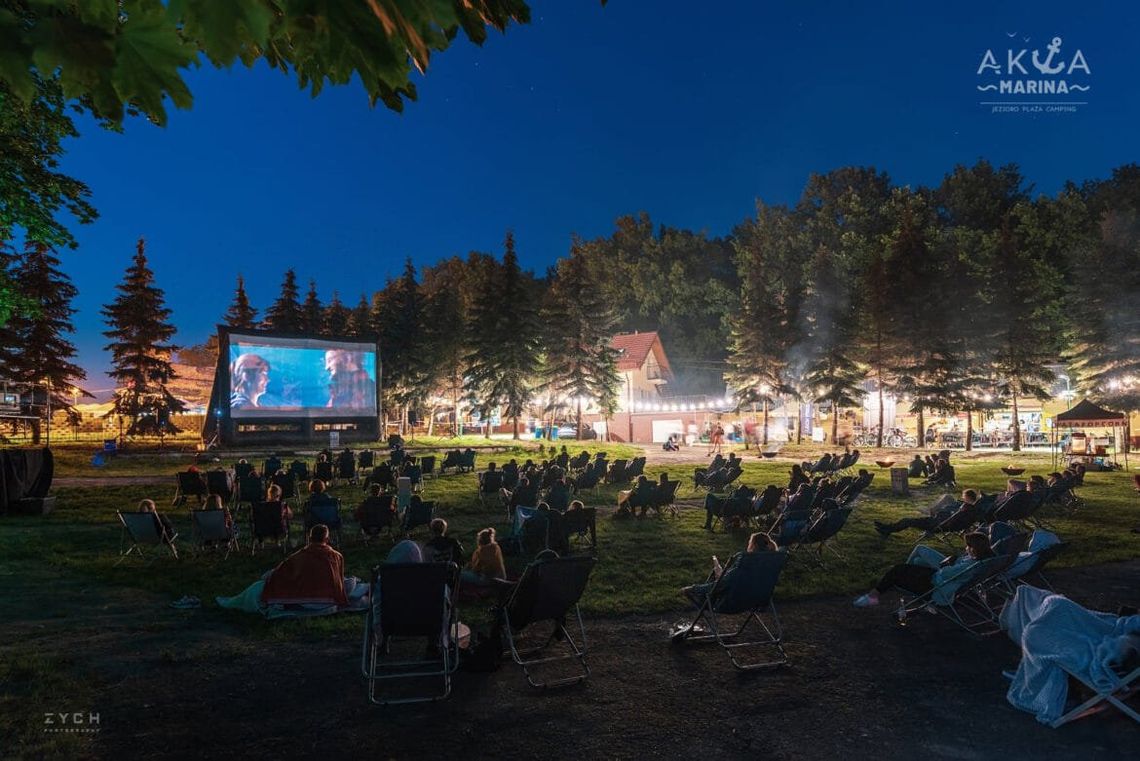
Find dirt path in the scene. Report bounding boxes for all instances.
[4,560,1137,760]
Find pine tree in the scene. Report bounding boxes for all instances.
[467,232,541,438]
[539,239,621,439]
[262,269,303,333]
[0,241,87,442]
[348,294,372,337]
[324,291,351,336]
[378,260,428,430]
[300,279,323,335]
[101,238,185,438]
[224,274,257,328]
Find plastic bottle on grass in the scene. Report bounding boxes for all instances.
[896,598,908,626]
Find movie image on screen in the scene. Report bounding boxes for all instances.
[227,334,378,419]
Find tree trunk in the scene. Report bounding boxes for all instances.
[965,409,973,451]
[831,402,839,444]
[30,419,41,445]
[453,384,461,436]
[576,398,583,440]
[876,373,884,448]
[762,398,769,446]
[427,405,437,436]
[512,415,519,440]
[916,408,924,451]
[1011,390,1021,452]
[796,402,803,444]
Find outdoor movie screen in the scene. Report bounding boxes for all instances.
[227,333,378,419]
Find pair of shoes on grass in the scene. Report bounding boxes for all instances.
[170,595,201,609]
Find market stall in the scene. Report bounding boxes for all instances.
[1051,399,1128,471]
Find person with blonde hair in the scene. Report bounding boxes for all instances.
[462,527,506,585]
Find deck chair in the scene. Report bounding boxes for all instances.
[568,452,589,472]
[358,496,397,543]
[250,501,290,555]
[173,471,208,506]
[458,450,476,473]
[271,471,299,505]
[289,459,310,482]
[190,509,239,558]
[420,455,437,480]
[360,562,460,705]
[396,477,413,513]
[1049,659,1140,728]
[562,508,597,554]
[337,454,356,483]
[478,470,504,505]
[404,463,424,492]
[235,474,263,513]
[770,509,812,548]
[626,456,647,480]
[314,460,335,485]
[116,510,179,563]
[206,470,234,503]
[751,485,782,520]
[670,551,788,670]
[996,537,1068,594]
[605,459,630,484]
[304,499,343,545]
[368,464,395,491]
[234,461,255,481]
[402,500,435,536]
[651,480,681,517]
[357,450,375,472]
[991,490,1040,530]
[895,554,1017,636]
[499,554,596,687]
[263,456,283,479]
[791,507,853,564]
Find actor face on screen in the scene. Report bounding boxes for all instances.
[230,353,270,409]
[324,349,377,409]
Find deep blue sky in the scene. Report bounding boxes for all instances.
[58,0,1139,389]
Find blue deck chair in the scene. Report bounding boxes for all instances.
[173,471,208,506]
[894,554,1018,636]
[360,562,460,705]
[402,499,435,536]
[670,550,788,670]
[499,553,596,688]
[790,506,853,564]
[250,501,290,555]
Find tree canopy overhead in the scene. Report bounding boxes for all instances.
[0,0,534,127]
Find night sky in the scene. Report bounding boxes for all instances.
[56,0,1140,390]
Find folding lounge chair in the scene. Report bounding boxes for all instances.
[995,539,1068,595]
[562,508,597,554]
[360,562,460,705]
[305,500,343,545]
[605,459,629,485]
[894,554,1018,636]
[478,470,504,505]
[1049,655,1140,728]
[790,507,853,564]
[235,474,263,514]
[315,461,335,485]
[234,461,255,481]
[250,501,290,555]
[173,471,208,506]
[289,460,310,482]
[459,451,476,473]
[626,456,647,480]
[420,455,437,480]
[652,480,681,517]
[670,551,788,670]
[499,554,597,687]
[117,510,179,563]
[402,500,435,536]
[991,490,1040,530]
[770,510,812,549]
[206,470,234,504]
[358,496,397,543]
[751,486,782,520]
[190,509,239,559]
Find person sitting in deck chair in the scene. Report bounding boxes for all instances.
[874,489,981,538]
[852,532,994,608]
[501,477,539,517]
[260,524,347,607]
[138,499,176,545]
[355,484,395,527]
[682,532,778,606]
[924,458,956,487]
[264,484,293,534]
[303,479,341,531]
[462,527,509,588]
[424,518,465,564]
[787,463,809,492]
[907,455,925,479]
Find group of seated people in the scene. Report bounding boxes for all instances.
[616,473,679,517]
[363,456,423,492]
[483,455,607,515]
[800,449,861,475]
[703,467,874,536]
[693,452,743,489]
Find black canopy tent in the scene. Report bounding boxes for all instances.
[1051,399,1128,470]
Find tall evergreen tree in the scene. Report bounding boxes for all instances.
[262,269,303,333]
[0,241,87,442]
[348,294,372,337]
[101,238,185,438]
[540,239,621,439]
[378,260,428,429]
[324,291,351,336]
[224,274,257,328]
[467,232,541,438]
[301,279,324,335]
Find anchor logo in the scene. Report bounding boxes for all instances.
[1032,37,1065,75]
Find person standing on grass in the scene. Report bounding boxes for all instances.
[708,422,725,457]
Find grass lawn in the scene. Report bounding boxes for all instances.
[3,446,1138,626]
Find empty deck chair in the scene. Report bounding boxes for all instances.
[206,469,234,504]
[116,510,179,563]
[420,455,437,480]
[562,507,598,554]
[670,550,788,670]
[791,507,853,563]
[361,562,460,705]
[314,460,335,484]
[499,553,597,687]
[402,499,435,536]
[358,495,397,543]
[190,509,239,558]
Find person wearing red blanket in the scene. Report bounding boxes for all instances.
[260,524,347,606]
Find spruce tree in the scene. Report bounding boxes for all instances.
[348,294,372,337]
[378,260,427,429]
[224,274,257,328]
[1,241,87,442]
[101,238,185,438]
[539,239,620,439]
[324,292,351,336]
[301,279,323,335]
[467,232,540,439]
[262,269,303,333]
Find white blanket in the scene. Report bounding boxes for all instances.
[1000,585,1140,724]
